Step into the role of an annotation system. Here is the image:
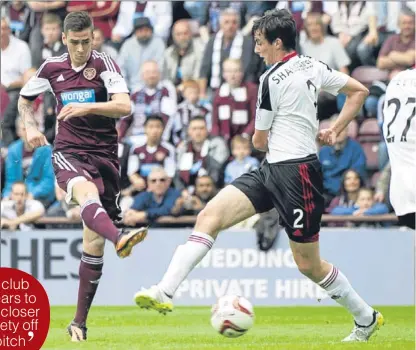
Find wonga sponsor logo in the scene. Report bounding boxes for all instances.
[61,89,96,106]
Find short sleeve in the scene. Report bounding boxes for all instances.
[97,52,129,94]
[255,76,275,130]
[332,39,351,70]
[20,60,53,99]
[319,61,349,96]
[26,199,45,213]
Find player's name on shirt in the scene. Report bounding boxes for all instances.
[270,58,315,85]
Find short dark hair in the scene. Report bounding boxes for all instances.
[63,11,93,34]
[144,114,165,126]
[252,9,297,50]
[196,175,214,185]
[189,116,207,125]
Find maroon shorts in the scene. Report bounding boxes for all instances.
[52,151,121,221]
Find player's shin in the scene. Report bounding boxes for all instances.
[80,199,119,244]
[158,231,215,298]
[74,252,103,325]
[318,264,374,326]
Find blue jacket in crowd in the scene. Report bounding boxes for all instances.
[3,140,55,203]
[131,188,181,221]
[331,203,389,216]
[319,137,367,196]
[224,156,259,184]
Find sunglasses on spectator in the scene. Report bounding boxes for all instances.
[149,178,167,183]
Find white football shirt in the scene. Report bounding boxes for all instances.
[255,53,349,163]
[383,68,416,216]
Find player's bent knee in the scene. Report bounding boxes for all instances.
[195,206,223,235]
[73,180,100,206]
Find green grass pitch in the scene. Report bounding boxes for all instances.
[44,306,414,349]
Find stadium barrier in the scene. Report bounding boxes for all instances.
[34,214,399,226]
[1,227,412,306]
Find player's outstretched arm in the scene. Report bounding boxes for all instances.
[88,93,131,118]
[18,96,48,148]
[320,78,368,146]
[57,93,131,121]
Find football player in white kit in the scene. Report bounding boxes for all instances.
[383,67,416,229]
[135,9,384,342]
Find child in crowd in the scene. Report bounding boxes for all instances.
[173,80,211,144]
[331,188,389,216]
[224,135,259,184]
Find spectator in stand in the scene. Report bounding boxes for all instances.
[198,2,244,41]
[1,16,32,146]
[175,116,229,192]
[117,17,165,92]
[301,14,351,75]
[118,60,177,143]
[173,80,212,145]
[357,2,408,66]
[37,13,66,65]
[0,0,33,42]
[199,8,260,99]
[224,135,259,184]
[276,1,327,34]
[121,115,176,210]
[319,116,367,206]
[163,20,204,89]
[171,175,217,216]
[301,13,351,120]
[92,27,118,61]
[26,1,67,68]
[330,1,376,69]
[211,58,257,142]
[377,9,415,79]
[326,169,364,213]
[46,183,81,221]
[1,181,45,231]
[66,1,119,40]
[112,1,172,44]
[3,118,55,207]
[123,167,180,226]
[364,9,416,119]
[331,188,389,217]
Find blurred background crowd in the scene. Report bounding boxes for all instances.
[0,1,415,235]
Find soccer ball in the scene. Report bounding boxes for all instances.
[210,295,254,338]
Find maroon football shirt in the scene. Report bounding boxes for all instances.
[20,50,129,157]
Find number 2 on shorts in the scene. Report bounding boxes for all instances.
[293,209,304,228]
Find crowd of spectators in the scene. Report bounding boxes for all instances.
[1,1,414,230]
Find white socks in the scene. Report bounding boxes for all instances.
[158,232,214,297]
[319,265,374,326]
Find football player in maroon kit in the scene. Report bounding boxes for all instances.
[18,11,148,342]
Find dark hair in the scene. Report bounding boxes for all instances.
[63,11,93,34]
[252,9,297,50]
[144,114,165,126]
[196,175,214,184]
[337,169,363,206]
[189,116,207,125]
[340,169,364,196]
